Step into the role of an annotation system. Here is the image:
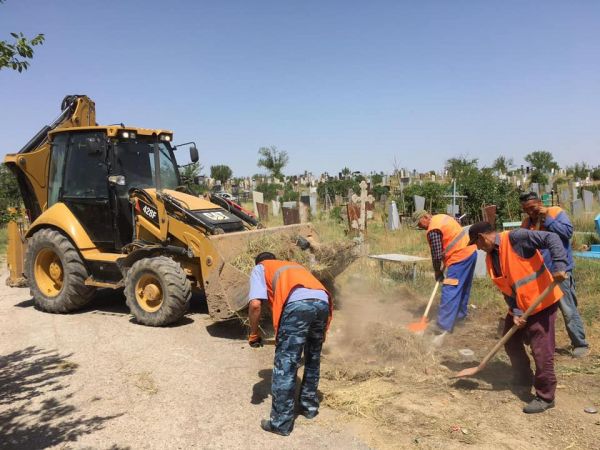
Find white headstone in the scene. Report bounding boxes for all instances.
[583,190,594,212]
[309,192,318,215]
[252,191,264,215]
[474,250,487,278]
[388,201,400,230]
[531,183,539,195]
[283,201,297,209]
[271,200,280,216]
[446,204,459,216]
[414,195,425,212]
[299,202,309,223]
[571,199,583,217]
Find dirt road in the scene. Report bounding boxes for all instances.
[0,264,369,450]
[2,261,600,450]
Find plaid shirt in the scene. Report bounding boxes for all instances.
[427,229,443,272]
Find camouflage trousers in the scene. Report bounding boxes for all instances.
[270,299,329,434]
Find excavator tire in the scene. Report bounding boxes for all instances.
[124,256,191,326]
[25,228,96,313]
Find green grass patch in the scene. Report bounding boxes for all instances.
[0,227,7,256]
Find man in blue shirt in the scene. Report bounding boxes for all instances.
[520,192,589,358]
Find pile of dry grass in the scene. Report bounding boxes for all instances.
[229,235,313,274]
[325,322,440,383]
[322,321,445,426]
[229,234,358,283]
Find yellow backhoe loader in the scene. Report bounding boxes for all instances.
[3,95,323,326]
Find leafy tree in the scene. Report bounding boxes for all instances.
[458,168,520,223]
[372,185,389,201]
[403,182,449,213]
[566,162,590,180]
[281,183,298,202]
[445,156,478,180]
[371,173,383,185]
[210,165,232,185]
[317,178,360,200]
[592,167,600,181]
[340,167,351,177]
[524,151,559,172]
[524,151,558,185]
[0,1,45,72]
[255,183,279,202]
[0,165,22,223]
[257,146,289,179]
[492,156,513,174]
[179,162,205,194]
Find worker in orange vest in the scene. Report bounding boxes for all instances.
[413,211,477,340]
[468,221,567,414]
[519,191,589,357]
[247,252,333,436]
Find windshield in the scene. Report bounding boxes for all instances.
[114,139,180,190]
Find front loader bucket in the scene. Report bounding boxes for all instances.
[203,223,358,320]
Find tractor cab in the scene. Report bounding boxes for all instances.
[46,127,244,252]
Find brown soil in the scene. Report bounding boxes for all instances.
[319,271,600,449]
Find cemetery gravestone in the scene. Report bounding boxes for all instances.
[583,190,594,212]
[309,192,318,215]
[256,202,269,222]
[282,207,300,225]
[299,202,309,223]
[571,199,583,218]
[271,200,280,216]
[414,195,425,212]
[388,201,400,230]
[252,191,264,216]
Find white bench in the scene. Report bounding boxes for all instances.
[368,253,429,283]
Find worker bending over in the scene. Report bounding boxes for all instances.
[247,252,332,436]
[413,211,477,337]
[468,222,567,414]
[520,192,589,357]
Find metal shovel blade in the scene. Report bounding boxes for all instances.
[407,317,428,333]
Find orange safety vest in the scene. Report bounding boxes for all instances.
[427,214,476,267]
[260,260,333,338]
[521,206,563,231]
[485,231,563,315]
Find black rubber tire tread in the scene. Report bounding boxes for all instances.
[25,228,96,313]
[124,256,191,327]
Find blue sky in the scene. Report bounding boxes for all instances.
[1,0,599,177]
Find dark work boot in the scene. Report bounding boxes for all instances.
[298,408,319,419]
[260,419,290,436]
[523,396,555,414]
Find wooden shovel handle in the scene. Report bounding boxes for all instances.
[422,265,445,320]
[477,281,558,370]
[422,280,441,319]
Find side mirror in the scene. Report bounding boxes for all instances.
[190,145,199,163]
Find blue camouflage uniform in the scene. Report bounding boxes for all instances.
[249,264,330,434]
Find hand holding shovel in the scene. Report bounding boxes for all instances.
[452,281,558,379]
